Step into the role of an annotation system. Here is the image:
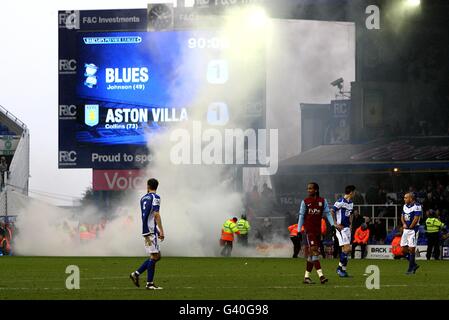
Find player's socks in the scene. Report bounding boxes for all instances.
[341,253,348,268]
[305,271,311,278]
[147,259,156,283]
[337,262,343,273]
[306,259,314,273]
[408,254,416,271]
[339,252,345,266]
[317,269,324,278]
[137,259,150,274]
[344,252,348,264]
[312,259,321,271]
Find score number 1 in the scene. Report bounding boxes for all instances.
[207,60,228,84]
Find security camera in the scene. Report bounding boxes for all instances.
[330,78,344,87]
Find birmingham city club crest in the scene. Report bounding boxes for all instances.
[84,63,98,88]
[85,104,99,127]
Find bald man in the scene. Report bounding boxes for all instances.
[401,193,422,275]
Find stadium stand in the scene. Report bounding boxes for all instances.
[0,104,29,255]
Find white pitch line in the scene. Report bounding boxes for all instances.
[2,283,449,291]
[0,285,412,291]
[0,275,222,283]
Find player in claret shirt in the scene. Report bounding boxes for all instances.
[297,182,337,284]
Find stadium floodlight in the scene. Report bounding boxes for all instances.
[247,7,269,29]
[404,0,421,8]
[221,6,271,60]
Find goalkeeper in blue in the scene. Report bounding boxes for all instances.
[130,178,165,290]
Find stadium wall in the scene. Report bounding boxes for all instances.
[7,129,29,196]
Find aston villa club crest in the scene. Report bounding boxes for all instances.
[85,104,99,127]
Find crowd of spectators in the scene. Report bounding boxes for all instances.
[331,179,449,244]
[246,177,449,247]
[359,180,449,219]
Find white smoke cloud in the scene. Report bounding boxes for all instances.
[12,7,354,258]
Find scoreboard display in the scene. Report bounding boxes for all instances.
[58,8,266,169]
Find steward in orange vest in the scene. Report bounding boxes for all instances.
[79,223,90,243]
[321,219,327,236]
[354,226,370,244]
[351,224,370,259]
[391,235,404,259]
[288,223,302,258]
[0,232,10,255]
[220,217,240,257]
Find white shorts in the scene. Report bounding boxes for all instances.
[336,227,351,246]
[400,229,418,248]
[144,234,160,254]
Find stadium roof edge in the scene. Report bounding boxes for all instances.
[278,136,449,174]
[0,104,27,135]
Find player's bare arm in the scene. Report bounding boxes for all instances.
[401,215,407,229]
[155,212,165,241]
[330,208,342,230]
[409,215,420,230]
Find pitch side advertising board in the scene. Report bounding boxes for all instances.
[92,170,145,191]
[366,245,428,260]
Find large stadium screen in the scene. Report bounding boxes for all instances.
[58,9,266,169]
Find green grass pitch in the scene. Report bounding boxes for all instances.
[0,256,448,300]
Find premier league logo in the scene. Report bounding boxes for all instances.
[85,105,99,127]
[84,63,98,88]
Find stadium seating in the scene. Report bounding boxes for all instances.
[0,123,16,136]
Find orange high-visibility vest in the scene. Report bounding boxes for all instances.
[288,224,299,237]
[1,236,10,253]
[354,226,370,244]
[79,224,90,240]
[391,236,402,256]
[321,219,327,235]
[221,219,239,241]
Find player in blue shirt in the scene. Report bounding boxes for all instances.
[331,185,356,278]
[130,178,165,290]
[401,192,422,275]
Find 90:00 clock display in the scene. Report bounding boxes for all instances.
[188,37,230,49]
